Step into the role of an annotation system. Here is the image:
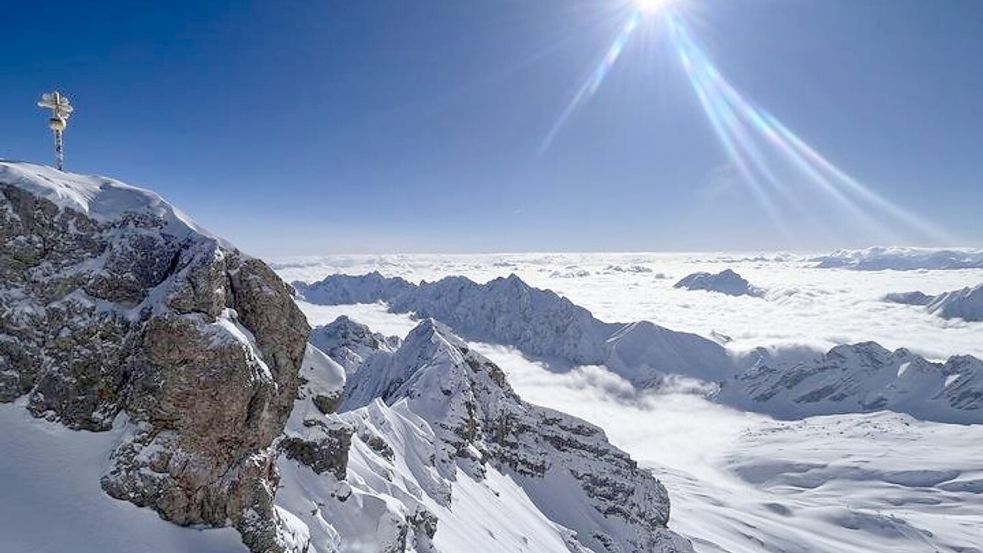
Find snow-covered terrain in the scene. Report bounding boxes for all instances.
[885,283,983,323]
[717,342,983,423]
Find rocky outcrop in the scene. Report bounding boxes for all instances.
[673,269,763,297]
[295,272,735,383]
[0,162,310,552]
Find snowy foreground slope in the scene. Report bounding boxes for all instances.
[295,272,983,423]
[0,162,691,552]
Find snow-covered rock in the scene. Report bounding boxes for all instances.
[812,246,983,270]
[673,269,763,297]
[884,283,983,322]
[294,273,736,384]
[0,162,310,552]
[717,342,983,423]
[285,317,693,553]
[308,315,401,374]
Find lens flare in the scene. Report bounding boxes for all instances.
[541,6,952,244]
[539,13,641,154]
[666,13,952,244]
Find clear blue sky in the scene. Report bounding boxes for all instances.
[2,0,981,256]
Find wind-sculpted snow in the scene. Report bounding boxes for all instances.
[812,246,983,270]
[294,272,736,384]
[884,283,983,322]
[717,342,983,423]
[0,162,310,553]
[673,269,763,297]
[291,316,693,553]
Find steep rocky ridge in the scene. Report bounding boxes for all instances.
[316,316,692,553]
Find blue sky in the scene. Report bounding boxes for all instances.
[1,0,981,256]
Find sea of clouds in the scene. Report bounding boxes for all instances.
[276,251,983,360]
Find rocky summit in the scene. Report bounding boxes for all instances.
[0,162,310,552]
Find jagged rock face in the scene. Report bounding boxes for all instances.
[0,163,310,552]
[308,314,401,374]
[295,272,735,384]
[673,269,762,297]
[339,319,691,553]
[717,342,983,424]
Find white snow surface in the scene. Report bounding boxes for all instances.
[0,402,246,553]
[0,160,227,246]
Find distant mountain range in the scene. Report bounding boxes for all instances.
[884,283,983,322]
[297,272,983,424]
[294,272,736,385]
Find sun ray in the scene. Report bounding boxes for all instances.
[539,13,641,154]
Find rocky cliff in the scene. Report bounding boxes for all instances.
[0,162,310,552]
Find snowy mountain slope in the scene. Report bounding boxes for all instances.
[673,269,763,297]
[812,246,983,270]
[294,273,736,384]
[885,283,983,322]
[0,162,312,552]
[717,342,983,423]
[298,316,693,553]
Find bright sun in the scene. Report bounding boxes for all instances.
[634,0,668,16]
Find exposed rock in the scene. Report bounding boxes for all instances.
[0,162,310,552]
[673,268,763,297]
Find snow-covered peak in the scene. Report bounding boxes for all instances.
[884,283,983,322]
[812,246,983,270]
[0,161,224,246]
[325,318,692,553]
[308,315,401,373]
[673,268,763,297]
